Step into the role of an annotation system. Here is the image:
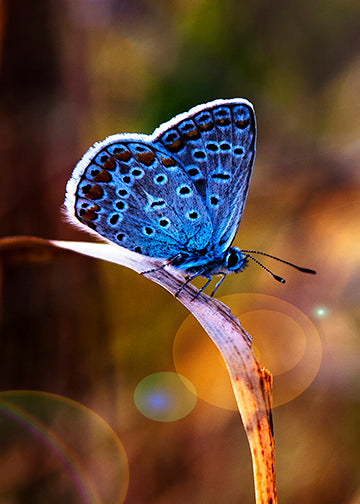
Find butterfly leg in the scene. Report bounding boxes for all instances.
[190,274,214,300]
[209,273,227,297]
[140,254,183,275]
[175,269,206,298]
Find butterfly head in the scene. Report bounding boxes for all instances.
[221,247,248,274]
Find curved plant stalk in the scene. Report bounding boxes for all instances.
[0,236,277,504]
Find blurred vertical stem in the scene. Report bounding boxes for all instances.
[173,279,277,504]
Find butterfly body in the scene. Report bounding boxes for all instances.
[65,98,256,294]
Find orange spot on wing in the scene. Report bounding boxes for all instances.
[93,170,111,182]
[135,150,156,166]
[84,184,103,200]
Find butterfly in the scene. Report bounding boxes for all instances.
[64,98,315,297]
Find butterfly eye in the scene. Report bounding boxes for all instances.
[226,249,240,268]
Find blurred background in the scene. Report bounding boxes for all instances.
[0,0,359,503]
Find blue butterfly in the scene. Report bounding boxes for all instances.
[65,98,315,297]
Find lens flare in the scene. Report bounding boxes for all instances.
[173,294,322,408]
[134,372,197,422]
[241,309,306,376]
[312,305,330,318]
[0,391,129,504]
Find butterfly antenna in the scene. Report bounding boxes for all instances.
[244,254,286,283]
[241,250,316,275]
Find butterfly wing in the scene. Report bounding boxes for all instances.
[152,98,256,254]
[65,98,255,263]
[64,135,213,258]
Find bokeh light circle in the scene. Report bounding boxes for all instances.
[134,372,197,422]
[312,305,330,319]
[241,309,306,375]
[173,294,322,408]
[0,391,129,504]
